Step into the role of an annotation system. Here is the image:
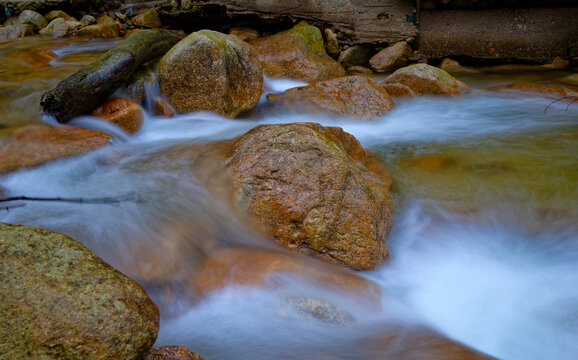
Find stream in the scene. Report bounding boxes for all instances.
[1,37,577,360]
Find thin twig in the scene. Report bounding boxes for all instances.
[0,193,142,206]
[544,96,578,114]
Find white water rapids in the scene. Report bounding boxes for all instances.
[1,63,577,359]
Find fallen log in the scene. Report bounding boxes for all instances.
[40,29,185,123]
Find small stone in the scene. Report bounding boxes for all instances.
[228,27,260,42]
[44,10,73,21]
[181,0,193,10]
[39,18,69,38]
[0,24,34,39]
[96,14,115,24]
[439,57,478,74]
[16,9,48,31]
[381,63,469,96]
[153,98,176,117]
[131,8,162,28]
[324,28,340,58]
[66,20,83,31]
[80,14,96,26]
[90,98,144,134]
[338,44,373,68]
[76,23,120,38]
[347,65,373,74]
[369,41,412,72]
[146,346,205,360]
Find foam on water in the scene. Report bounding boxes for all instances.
[1,77,577,359]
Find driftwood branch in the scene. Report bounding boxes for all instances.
[40,29,184,123]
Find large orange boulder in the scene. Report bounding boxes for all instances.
[224,123,393,270]
[158,30,263,117]
[381,63,469,96]
[0,124,111,173]
[250,22,345,82]
[270,76,394,119]
[90,98,144,134]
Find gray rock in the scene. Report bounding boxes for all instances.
[0,23,34,39]
[80,14,96,26]
[0,222,159,360]
[39,17,69,37]
[16,9,48,31]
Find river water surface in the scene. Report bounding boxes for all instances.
[1,37,577,360]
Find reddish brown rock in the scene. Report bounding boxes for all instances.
[381,64,469,96]
[158,30,263,117]
[90,98,144,134]
[270,76,394,119]
[491,83,578,100]
[0,124,111,173]
[193,247,382,310]
[381,82,416,97]
[362,325,497,359]
[228,27,260,42]
[153,98,177,117]
[224,123,393,270]
[146,346,205,360]
[76,23,120,38]
[439,58,479,74]
[250,22,345,82]
[369,41,412,72]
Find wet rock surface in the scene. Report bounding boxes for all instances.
[158,29,263,117]
[369,41,412,72]
[0,222,159,360]
[270,76,394,119]
[90,97,144,134]
[224,123,393,270]
[0,124,111,173]
[250,22,345,82]
[146,346,205,360]
[381,63,469,96]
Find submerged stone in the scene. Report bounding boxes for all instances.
[0,222,159,359]
[0,124,111,173]
[146,346,205,360]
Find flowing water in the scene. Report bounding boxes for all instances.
[1,37,577,360]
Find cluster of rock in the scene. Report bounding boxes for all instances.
[0,7,166,39]
[0,6,524,358]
